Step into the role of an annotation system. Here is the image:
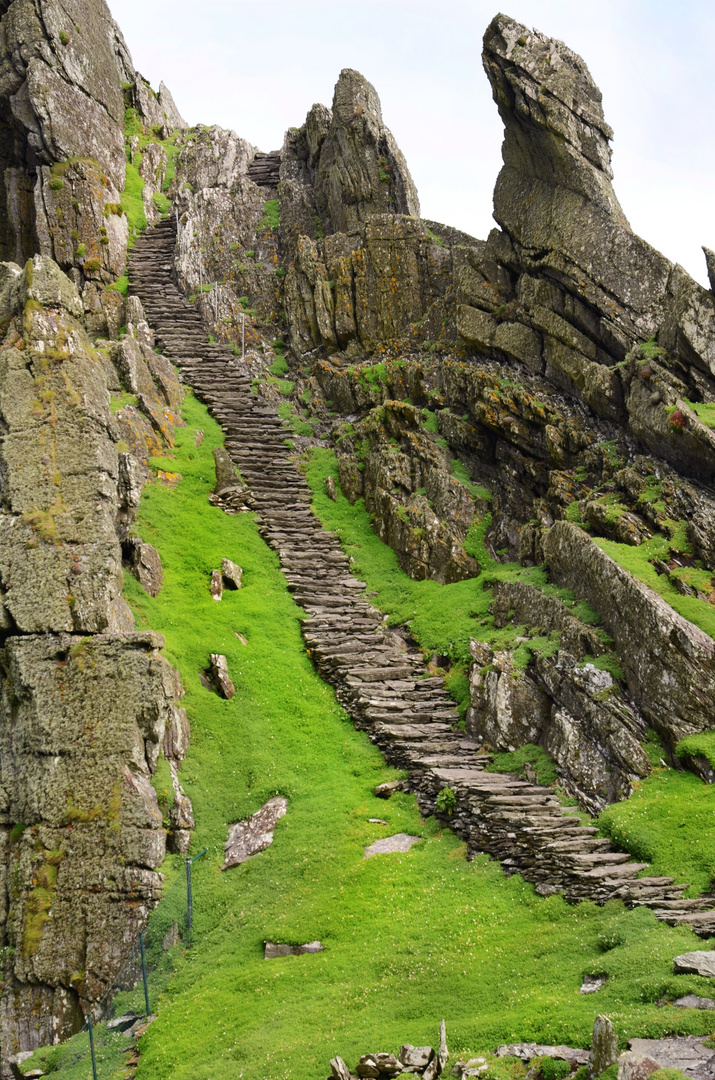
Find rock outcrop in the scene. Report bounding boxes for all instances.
[465,15,715,483]
[170,124,283,352]
[0,0,185,293]
[0,4,189,1059]
[335,400,482,583]
[279,71,460,357]
[465,578,653,812]
[282,25,715,783]
[0,256,190,1065]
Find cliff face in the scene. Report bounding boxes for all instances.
[0,0,185,291]
[0,0,190,1067]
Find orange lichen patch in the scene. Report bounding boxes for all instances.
[155,470,181,486]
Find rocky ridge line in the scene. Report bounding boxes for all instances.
[128,219,715,938]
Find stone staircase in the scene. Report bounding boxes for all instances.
[126,218,715,937]
[246,150,281,187]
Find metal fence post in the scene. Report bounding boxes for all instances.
[185,856,193,945]
[87,1014,98,1080]
[185,849,207,948]
[139,931,151,1016]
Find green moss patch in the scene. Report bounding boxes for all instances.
[675,730,715,769]
[488,744,558,788]
[598,769,715,897]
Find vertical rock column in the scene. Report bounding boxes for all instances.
[0,258,183,1065]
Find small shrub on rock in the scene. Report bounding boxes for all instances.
[541,1060,570,1080]
[435,786,457,815]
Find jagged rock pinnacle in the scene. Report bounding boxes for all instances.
[483,13,629,234]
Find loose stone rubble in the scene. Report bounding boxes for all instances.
[329,1023,448,1080]
[264,940,324,958]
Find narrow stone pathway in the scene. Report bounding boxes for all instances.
[127,218,715,937]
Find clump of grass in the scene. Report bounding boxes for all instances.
[488,744,558,787]
[675,730,715,768]
[269,355,289,377]
[108,275,129,296]
[598,769,715,896]
[684,399,715,429]
[122,160,147,238]
[258,198,280,230]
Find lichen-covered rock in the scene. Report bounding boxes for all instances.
[111,331,182,443]
[0,0,182,290]
[171,125,283,348]
[123,537,163,596]
[474,15,715,485]
[545,521,715,744]
[0,254,187,1063]
[590,1015,618,1078]
[467,581,652,810]
[0,259,125,633]
[466,644,550,751]
[335,400,481,582]
[284,214,456,356]
[310,68,419,233]
[0,631,180,1057]
[278,70,467,357]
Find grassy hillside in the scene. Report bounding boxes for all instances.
[119,395,714,1080]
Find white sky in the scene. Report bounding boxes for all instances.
[108,0,715,287]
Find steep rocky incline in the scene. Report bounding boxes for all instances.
[129,219,715,943]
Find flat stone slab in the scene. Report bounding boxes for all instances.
[580,974,607,994]
[628,1037,715,1076]
[222,796,288,870]
[265,940,324,959]
[495,1044,590,1065]
[364,833,422,858]
[674,995,715,1010]
[674,951,715,977]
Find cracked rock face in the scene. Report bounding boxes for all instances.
[0,254,189,1067]
[0,632,179,1060]
[476,13,715,486]
[0,0,183,286]
[309,67,419,235]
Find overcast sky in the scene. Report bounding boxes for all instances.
[108,0,715,287]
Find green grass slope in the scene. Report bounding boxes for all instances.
[119,397,714,1080]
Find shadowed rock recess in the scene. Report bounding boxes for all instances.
[3,0,715,1072]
